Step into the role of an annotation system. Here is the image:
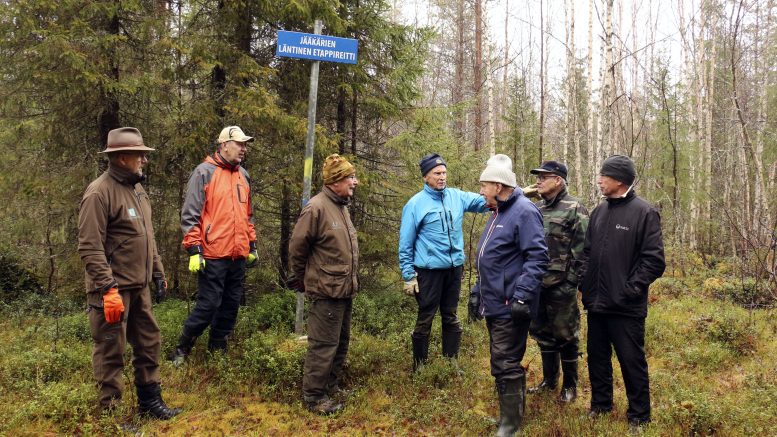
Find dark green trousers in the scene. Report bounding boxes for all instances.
[302,297,352,402]
[87,286,161,407]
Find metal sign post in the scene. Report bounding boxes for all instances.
[277,21,359,335]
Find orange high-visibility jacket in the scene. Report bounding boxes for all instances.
[181,153,256,259]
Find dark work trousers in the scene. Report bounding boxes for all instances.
[87,286,161,407]
[303,297,352,402]
[587,312,650,422]
[486,316,531,383]
[412,266,463,338]
[182,258,246,341]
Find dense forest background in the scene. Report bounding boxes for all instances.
[0,0,775,434]
[0,0,774,303]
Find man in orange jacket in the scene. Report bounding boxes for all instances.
[170,126,258,362]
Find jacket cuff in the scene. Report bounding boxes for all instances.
[98,280,118,294]
[249,241,256,252]
[186,245,202,256]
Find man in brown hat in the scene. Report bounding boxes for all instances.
[288,154,359,415]
[170,125,258,361]
[78,127,180,419]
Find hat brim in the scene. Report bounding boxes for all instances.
[530,168,555,175]
[100,145,156,153]
[220,136,254,143]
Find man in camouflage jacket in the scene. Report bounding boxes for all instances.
[527,161,589,403]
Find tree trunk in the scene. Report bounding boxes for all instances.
[474,0,483,150]
[454,0,465,139]
[538,0,546,163]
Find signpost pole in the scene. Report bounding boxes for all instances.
[295,19,323,336]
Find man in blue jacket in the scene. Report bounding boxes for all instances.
[580,155,665,430]
[398,153,487,369]
[470,154,548,436]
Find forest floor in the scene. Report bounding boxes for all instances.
[1,266,775,436]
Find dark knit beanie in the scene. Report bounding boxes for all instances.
[600,155,636,185]
[419,153,446,176]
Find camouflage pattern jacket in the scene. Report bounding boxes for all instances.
[536,188,589,289]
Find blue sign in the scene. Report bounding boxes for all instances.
[276,30,358,64]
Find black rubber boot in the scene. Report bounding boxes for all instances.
[207,337,227,353]
[411,334,429,372]
[559,348,579,403]
[168,334,195,365]
[441,330,462,358]
[495,376,526,437]
[136,383,181,420]
[528,351,559,394]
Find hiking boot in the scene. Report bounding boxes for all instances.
[168,334,195,367]
[136,383,181,420]
[306,396,343,415]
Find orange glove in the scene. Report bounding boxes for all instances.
[103,288,125,324]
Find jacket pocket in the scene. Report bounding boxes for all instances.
[547,217,571,243]
[542,262,567,288]
[317,264,351,297]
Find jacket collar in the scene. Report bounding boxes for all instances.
[108,163,144,186]
[495,189,521,212]
[423,183,446,200]
[206,152,240,171]
[542,187,567,208]
[323,186,350,206]
[605,188,636,205]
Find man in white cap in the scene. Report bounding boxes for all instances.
[469,154,548,436]
[78,127,180,419]
[170,126,259,362]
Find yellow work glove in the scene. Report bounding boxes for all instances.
[403,277,419,296]
[103,288,124,324]
[189,254,206,273]
[247,241,258,268]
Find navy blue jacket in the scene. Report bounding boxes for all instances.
[580,189,666,318]
[472,190,549,319]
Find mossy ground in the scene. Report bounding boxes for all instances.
[1,267,775,436]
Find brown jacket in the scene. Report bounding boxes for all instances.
[289,187,359,299]
[78,165,164,293]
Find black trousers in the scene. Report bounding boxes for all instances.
[486,317,531,382]
[587,312,650,422]
[303,297,352,401]
[412,266,463,338]
[182,258,245,341]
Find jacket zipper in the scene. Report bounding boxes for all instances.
[133,187,150,284]
[441,191,454,265]
[593,206,610,310]
[478,209,501,305]
[339,206,355,293]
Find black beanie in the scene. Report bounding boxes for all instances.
[600,155,636,186]
[419,153,446,176]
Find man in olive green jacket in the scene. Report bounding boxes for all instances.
[288,154,359,415]
[78,127,180,419]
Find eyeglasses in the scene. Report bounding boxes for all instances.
[536,175,557,182]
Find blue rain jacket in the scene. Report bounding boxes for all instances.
[399,185,487,281]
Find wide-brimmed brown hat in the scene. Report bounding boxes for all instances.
[99,127,155,154]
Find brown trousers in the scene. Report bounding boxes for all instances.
[88,286,161,407]
[302,297,352,402]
